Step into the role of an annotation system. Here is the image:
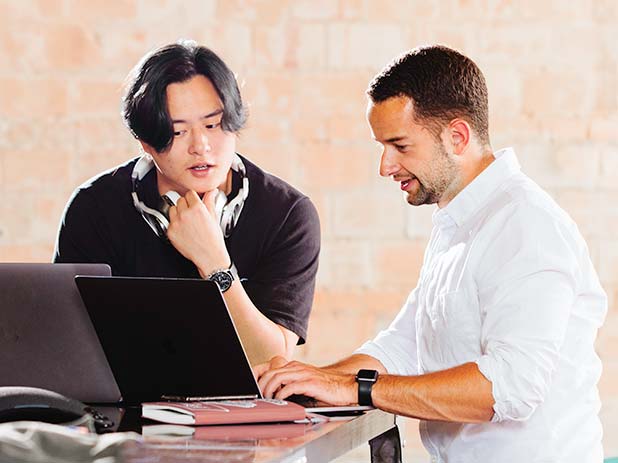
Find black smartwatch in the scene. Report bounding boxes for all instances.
[355,369,379,407]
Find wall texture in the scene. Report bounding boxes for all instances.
[0,0,616,458]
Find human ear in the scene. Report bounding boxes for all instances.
[448,119,471,155]
[139,140,157,158]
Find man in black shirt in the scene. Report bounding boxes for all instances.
[54,40,320,365]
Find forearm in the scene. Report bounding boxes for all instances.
[323,354,387,375]
[372,362,494,423]
[223,280,296,366]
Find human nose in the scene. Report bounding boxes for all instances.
[189,127,211,155]
[379,148,398,177]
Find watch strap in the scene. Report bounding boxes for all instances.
[229,262,239,279]
[357,378,374,406]
[356,369,378,407]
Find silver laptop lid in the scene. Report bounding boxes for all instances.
[0,263,121,403]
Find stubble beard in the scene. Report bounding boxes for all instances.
[406,142,459,207]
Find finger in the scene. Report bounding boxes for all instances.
[252,356,289,382]
[257,369,282,398]
[259,368,292,398]
[269,356,290,370]
[252,362,271,381]
[276,377,348,406]
[275,381,315,401]
[257,363,298,395]
[168,205,178,221]
[260,367,315,399]
[256,361,309,392]
[175,196,188,212]
[201,189,218,215]
[185,190,201,206]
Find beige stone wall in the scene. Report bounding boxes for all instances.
[1,0,616,458]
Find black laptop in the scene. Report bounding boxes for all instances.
[0,263,120,403]
[75,276,262,405]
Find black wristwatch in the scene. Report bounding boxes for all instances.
[206,263,238,293]
[356,369,379,407]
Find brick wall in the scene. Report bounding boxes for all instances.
[1,0,616,457]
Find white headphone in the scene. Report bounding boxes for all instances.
[131,153,249,239]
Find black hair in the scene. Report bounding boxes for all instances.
[122,40,247,153]
[367,45,490,146]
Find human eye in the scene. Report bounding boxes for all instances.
[394,144,409,152]
[173,129,186,137]
[205,120,222,130]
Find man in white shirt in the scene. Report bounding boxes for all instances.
[255,45,607,462]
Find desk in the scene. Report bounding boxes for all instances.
[115,408,401,463]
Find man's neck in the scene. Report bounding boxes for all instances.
[438,149,495,208]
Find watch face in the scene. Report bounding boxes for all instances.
[356,369,379,382]
[210,270,233,293]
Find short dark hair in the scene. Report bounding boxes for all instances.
[122,40,247,153]
[367,45,490,146]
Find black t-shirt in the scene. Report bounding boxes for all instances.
[54,154,320,343]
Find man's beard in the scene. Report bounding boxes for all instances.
[406,142,458,206]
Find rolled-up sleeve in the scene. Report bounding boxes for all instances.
[355,288,420,376]
[474,203,581,422]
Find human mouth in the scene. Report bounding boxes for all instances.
[189,163,213,171]
[398,177,417,191]
[188,163,216,177]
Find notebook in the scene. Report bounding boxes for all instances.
[0,263,120,403]
[74,276,262,405]
[141,398,307,425]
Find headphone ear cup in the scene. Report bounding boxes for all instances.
[134,199,171,239]
[162,191,181,207]
[160,191,181,222]
[220,193,245,237]
[219,158,249,237]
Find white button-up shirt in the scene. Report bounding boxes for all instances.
[356,148,607,462]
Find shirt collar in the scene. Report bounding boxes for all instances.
[433,147,521,229]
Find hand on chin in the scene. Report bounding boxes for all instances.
[166,190,230,276]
